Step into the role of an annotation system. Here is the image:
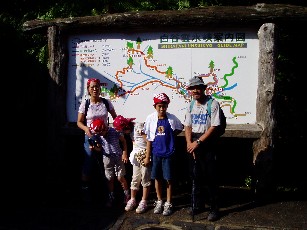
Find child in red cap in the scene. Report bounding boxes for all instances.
[89,118,130,208]
[113,115,152,214]
[143,93,183,216]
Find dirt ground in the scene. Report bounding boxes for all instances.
[1,184,306,230]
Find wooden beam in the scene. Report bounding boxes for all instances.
[23,4,307,33]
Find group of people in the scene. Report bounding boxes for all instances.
[76,76,224,222]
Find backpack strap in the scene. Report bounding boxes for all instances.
[190,97,213,117]
[83,99,90,125]
[84,99,90,114]
[189,99,196,112]
[207,97,213,117]
[101,97,110,112]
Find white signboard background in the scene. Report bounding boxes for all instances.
[67,29,258,124]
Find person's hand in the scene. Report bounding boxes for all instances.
[187,141,199,154]
[85,127,92,137]
[122,151,128,163]
[89,144,100,151]
[143,156,151,167]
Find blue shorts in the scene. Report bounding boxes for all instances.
[151,154,173,181]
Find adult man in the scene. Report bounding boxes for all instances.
[184,76,223,221]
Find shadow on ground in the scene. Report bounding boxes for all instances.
[1,181,306,230]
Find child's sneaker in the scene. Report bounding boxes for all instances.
[153,200,163,214]
[136,200,147,214]
[162,202,173,216]
[125,198,136,211]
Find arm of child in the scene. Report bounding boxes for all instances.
[119,135,128,163]
[144,139,152,166]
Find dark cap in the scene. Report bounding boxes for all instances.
[186,76,207,90]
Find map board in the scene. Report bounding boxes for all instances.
[67,28,259,124]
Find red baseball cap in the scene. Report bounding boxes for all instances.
[153,93,170,105]
[89,119,105,133]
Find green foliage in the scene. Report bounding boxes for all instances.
[245,176,252,188]
[178,0,190,10]
[277,186,298,192]
[37,4,69,20]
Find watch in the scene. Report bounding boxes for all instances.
[196,139,202,145]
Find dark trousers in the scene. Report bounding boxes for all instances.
[189,135,219,211]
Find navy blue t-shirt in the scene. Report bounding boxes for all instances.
[152,117,175,157]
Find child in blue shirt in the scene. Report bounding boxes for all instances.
[143,93,183,216]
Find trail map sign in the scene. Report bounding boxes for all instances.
[67,28,258,124]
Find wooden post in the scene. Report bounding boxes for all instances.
[252,23,277,197]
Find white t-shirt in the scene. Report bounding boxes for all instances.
[78,98,114,127]
[183,97,222,134]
